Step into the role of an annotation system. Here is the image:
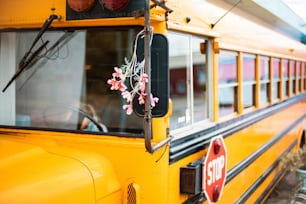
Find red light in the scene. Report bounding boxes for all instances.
[99,0,129,11]
[67,0,95,12]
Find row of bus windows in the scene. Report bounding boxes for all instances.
[218,50,306,117]
[1,31,305,134]
[168,36,306,132]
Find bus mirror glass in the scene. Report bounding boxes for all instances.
[133,33,169,117]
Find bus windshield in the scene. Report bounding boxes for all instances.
[0,28,144,135]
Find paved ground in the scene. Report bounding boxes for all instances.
[265,171,301,204]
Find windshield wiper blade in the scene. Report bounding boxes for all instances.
[45,30,75,58]
[16,30,75,92]
[2,14,59,93]
[2,40,49,93]
[20,15,59,66]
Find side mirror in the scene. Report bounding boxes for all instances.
[134,33,169,117]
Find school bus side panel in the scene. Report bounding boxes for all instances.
[0,137,100,204]
[0,129,171,204]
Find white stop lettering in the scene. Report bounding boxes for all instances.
[207,155,225,186]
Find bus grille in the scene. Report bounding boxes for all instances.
[127,183,140,204]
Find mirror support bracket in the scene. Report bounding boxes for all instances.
[143,0,172,154]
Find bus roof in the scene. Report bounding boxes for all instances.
[0,0,306,59]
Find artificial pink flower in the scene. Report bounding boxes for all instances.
[139,73,148,92]
[139,83,146,93]
[108,66,158,115]
[139,73,148,83]
[118,81,127,92]
[107,78,127,91]
[112,67,124,79]
[150,94,159,107]
[138,93,147,105]
[122,91,132,102]
[107,78,119,90]
[123,104,133,115]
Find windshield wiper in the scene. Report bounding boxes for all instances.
[45,30,75,58]
[2,40,49,92]
[2,14,59,93]
[16,30,75,92]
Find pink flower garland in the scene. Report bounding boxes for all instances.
[107,67,159,115]
[107,29,158,115]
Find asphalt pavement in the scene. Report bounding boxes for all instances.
[265,171,301,204]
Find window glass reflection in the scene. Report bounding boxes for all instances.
[259,56,270,104]
[218,50,238,117]
[9,28,144,134]
[272,58,280,100]
[168,32,208,130]
[243,54,256,109]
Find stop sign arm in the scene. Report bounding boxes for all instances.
[203,136,228,204]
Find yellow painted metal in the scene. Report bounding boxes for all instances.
[212,39,219,123]
[218,103,306,204]
[0,0,64,28]
[0,128,171,204]
[165,1,219,38]
[0,136,121,204]
[0,0,166,29]
[165,102,306,204]
[3,104,304,203]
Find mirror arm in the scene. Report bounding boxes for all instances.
[144,0,172,154]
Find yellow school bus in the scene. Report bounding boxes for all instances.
[0,0,305,203]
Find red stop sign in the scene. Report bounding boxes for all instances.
[203,135,227,203]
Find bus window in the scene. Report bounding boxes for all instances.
[282,59,289,98]
[242,53,256,109]
[192,37,208,123]
[272,58,280,101]
[169,33,189,130]
[300,62,305,92]
[168,32,208,130]
[2,28,146,134]
[296,61,301,93]
[289,60,295,96]
[259,56,270,105]
[218,50,238,117]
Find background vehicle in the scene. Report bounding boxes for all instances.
[0,0,305,203]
